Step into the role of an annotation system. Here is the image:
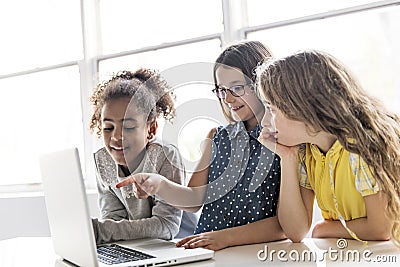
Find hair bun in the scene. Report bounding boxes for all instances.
[132,68,158,83]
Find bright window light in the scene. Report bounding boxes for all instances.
[247,0,383,25]
[0,0,82,74]
[0,67,84,186]
[248,5,400,114]
[99,0,223,54]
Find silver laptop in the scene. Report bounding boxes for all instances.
[39,148,214,267]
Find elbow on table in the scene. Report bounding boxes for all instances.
[368,227,392,241]
[281,223,309,243]
[286,232,306,243]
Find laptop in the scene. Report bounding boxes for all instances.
[39,148,214,267]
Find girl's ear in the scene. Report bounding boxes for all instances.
[147,121,158,140]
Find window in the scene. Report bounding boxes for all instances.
[1,0,399,191]
[0,0,82,74]
[99,0,223,54]
[0,0,83,188]
[246,2,400,114]
[0,67,83,186]
[98,40,221,80]
[246,0,382,25]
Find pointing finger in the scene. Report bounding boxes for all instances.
[115,176,137,188]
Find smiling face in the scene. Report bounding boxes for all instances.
[215,66,264,130]
[101,97,156,172]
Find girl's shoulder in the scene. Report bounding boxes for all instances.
[145,139,184,169]
[93,147,113,166]
[147,139,179,157]
[211,125,224,136]
[213,123,239,138]
[93,147,117,185]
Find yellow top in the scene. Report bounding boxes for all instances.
[299,140,379,221]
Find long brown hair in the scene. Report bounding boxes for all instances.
[258,49,400,244]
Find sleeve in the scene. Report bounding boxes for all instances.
[93,156,133,244]
[349,153,380,197]
[92,199,181,244]
[93,156,127,221]
[92,145,184,244]
[149,144,185,237]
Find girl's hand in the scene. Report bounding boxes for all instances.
[258,129,299,160]
[176,231,231,251]
[116,173,165,198]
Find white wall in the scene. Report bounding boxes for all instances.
[0,192,99,241]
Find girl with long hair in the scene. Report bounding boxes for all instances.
[257,50,399,245]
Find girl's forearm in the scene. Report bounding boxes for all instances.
[157,178,206,212]
[220,216,286,247]
[313,217,391,240]
[278,158,312,242]
[313,192,392,241]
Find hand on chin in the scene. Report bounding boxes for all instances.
[259,134,300,160]
[258,129,277,150]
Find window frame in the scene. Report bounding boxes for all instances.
[1,0,399,192]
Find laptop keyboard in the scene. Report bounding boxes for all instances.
[97,244,155,265]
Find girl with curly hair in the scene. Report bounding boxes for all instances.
[89,68,195,244]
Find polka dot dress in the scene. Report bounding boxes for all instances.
[194,122,281,234]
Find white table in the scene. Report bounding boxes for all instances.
[1,237,399,266]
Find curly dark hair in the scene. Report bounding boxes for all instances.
[89,68,175,137]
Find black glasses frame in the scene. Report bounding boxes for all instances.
[212,83,253,99]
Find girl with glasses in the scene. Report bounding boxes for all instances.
[117,41,285,251]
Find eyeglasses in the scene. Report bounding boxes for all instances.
[212,83,253,99]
